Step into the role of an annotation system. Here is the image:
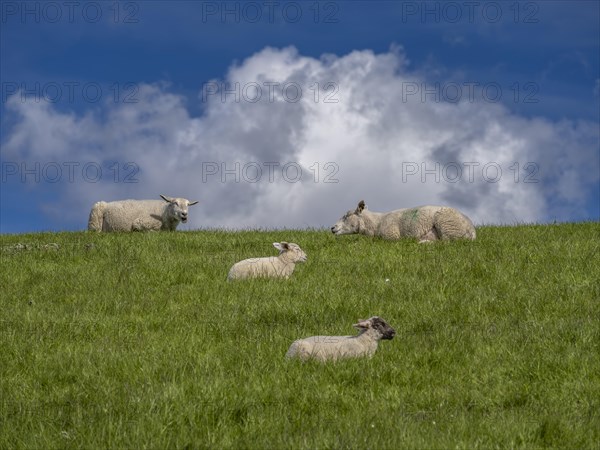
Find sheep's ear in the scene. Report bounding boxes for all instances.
[274,242,290,252]
[160,195,174,203]
[189,201,199,206]
[353,319,371,329]
[356,200,366,214]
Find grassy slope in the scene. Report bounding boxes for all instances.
[1,223,599,449]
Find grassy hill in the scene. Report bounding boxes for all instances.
[1,223,599,449]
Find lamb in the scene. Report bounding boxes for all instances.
[87,195,198,232]
[227,242,307,280]
[286,316,396,362]
[331,200,476,242]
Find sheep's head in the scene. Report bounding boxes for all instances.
[160,195,199,224]
[331,200,366,235]
[273,242,307,263]
[353,316,396,340]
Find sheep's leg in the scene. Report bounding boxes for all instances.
[418,229,438,244]
[131,218,145,231]
[132,217,161,231]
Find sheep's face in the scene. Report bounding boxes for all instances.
[273,242,308,263]
[354,316,396,340]
[331,200,366,235]
[160,195,199,223]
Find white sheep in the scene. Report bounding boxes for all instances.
[286,316,396,362]
[227,242,307,280]
[87,195,198,232]
[331,200,476,242]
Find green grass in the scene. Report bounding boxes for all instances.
[1,223,599,449]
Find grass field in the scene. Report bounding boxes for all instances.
[1,223,599,449]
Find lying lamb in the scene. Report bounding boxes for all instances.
[331,200,476,242]
[88,195,198,232]
[286,316,396,362]
[227,242,307,280]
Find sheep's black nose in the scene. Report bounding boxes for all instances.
[330,227,335,233]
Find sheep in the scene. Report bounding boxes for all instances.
[331,200,476,242]
[286,316,396,362]
[227,242,307,280]
[87,195,198,232]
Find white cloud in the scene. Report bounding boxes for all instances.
[3,46,598,230]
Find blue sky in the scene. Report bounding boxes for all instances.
[1,1,599,233]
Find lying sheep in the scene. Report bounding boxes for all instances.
[331,200,476,242]
[286,316,396,362]
[227,242,307,280]
[87,195,198,232]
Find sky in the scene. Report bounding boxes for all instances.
[1,0,599,233]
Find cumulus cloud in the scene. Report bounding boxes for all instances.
[3,46,598,229]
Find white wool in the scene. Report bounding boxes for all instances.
[331,200,476,241]
[286,316,396,362]
[227,242,307,280]
[87,195,198,232]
